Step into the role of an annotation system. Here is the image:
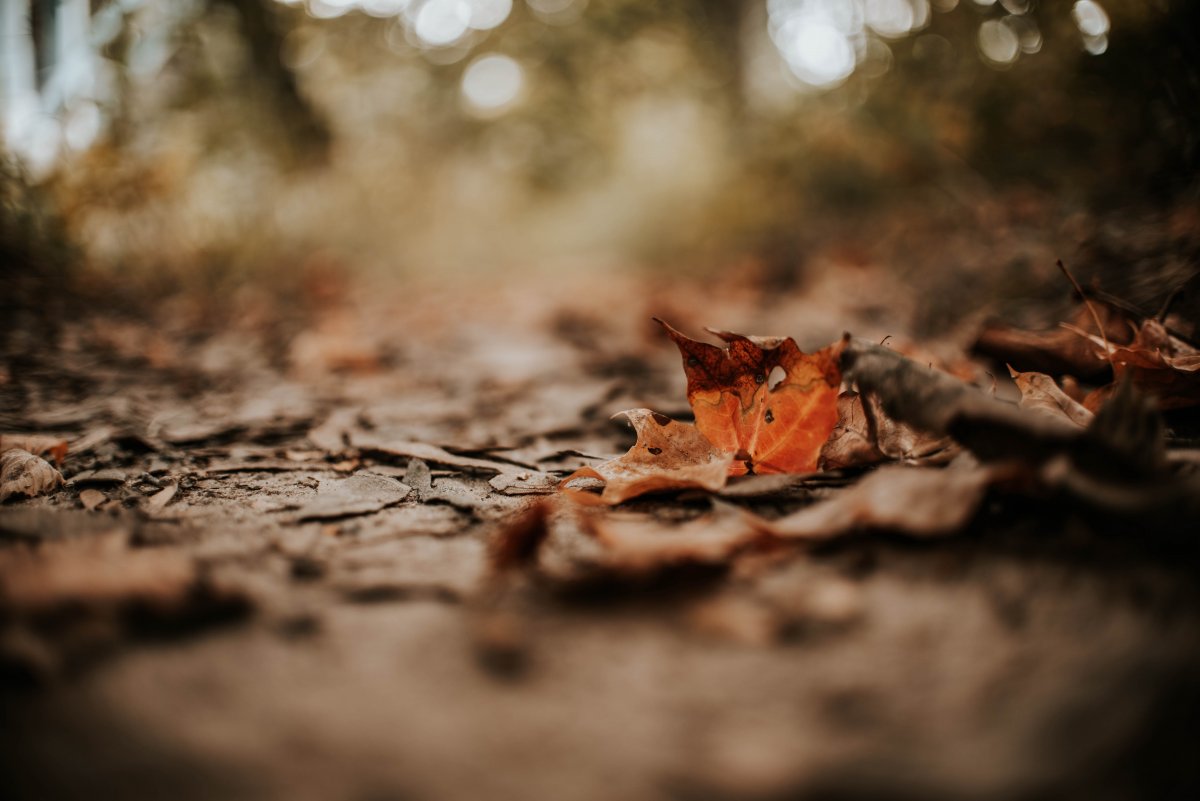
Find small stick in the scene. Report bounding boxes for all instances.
[1057,260,1116,371]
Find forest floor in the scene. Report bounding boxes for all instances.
[2,260,1199,801]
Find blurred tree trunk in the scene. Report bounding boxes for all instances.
[214,0,331,166]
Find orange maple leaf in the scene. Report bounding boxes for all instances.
[657,320,844,475]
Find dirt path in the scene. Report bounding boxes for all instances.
[2,274,1198,801]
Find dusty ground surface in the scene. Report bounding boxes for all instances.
[2,268,1199,801]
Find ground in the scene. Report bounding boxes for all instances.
[2,269,1198,801]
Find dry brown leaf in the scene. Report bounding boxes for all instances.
[1070,320,1200,411]
[288,473,411,522]
[581,503,763,571]
[561,409,734,504]
[0,434,68,466]
[1008,367,1094,427]
[658,320,843,474]
[489,500,552,571]
[144,481,179,514]
[79,489,107,511]
[756,464,999,540]
[974,301,1134,379]
[0,449,64,503]
[820,391,954,469]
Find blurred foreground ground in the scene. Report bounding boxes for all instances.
[3,254,1200,801]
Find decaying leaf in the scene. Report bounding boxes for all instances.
[1068,320,1200,411]
[288,473,411,522]
[561,409,735,504]
[1008,367,1094,428]
[490,500,552,571]
[144,481,179,514]
[0,449,64,503]
[756,463,1000,540]
[581,502,765,572]
[820,390,955,469]
[658,320,843,474]
[79,489,107,511]
[842,339,1083,463]
[0,434,68,466]
[974,301,1133,380]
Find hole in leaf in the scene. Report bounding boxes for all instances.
[768,365,787,390]
[651,411,672,426]
[647,446,662,455]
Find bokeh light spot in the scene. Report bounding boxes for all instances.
[1073,1,1110,38]
[461,53,524,116]
[778,19,856,88]
[977,18,1019,67]
[414,0,471,47]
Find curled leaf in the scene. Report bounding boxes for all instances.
[0,434,68,466]
[658,320,843,474]
[820,390,955,469]
[0,449,64,503]
[1007,367,1094,428]
[757,464,1000,540]
[1069,320,1200,411]
[581,503,764,572]
[560,409,734,504]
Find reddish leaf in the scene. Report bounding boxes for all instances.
[1069,319,1200,411]
[658,320,843,474]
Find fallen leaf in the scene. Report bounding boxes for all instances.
[0,434,68,466]
[0,450,64,503]
[561,409,734,504]
[144,481,178,514]
[351,436,506,472]
[1069,320,1200,411]
[1008,367,1094,427]
[70,468,127,487]
[842,339,1082,464]
[288,473,411,522]
[581,502,764,572]
[79,489,107,511]
[820,390,954,469]
[489,500,552,571]
[756,463,1000,540]
[974,301,1133,379]
[658,320,843,474]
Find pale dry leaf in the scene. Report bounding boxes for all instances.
[581,502,762,571]
[288,473,411,522]
[758,463,999,540]
[79,488,107,511]
[1068,320,1200,411]
[820,391,955,469]
[561,409,734,504]
[0,434,68,465]
[144,481,179,514]
[349,433,525,475]
[0,449,64,503]
[1007,367,1094,428]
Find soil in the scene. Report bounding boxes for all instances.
[2,270,1198,801]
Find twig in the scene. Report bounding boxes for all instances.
[1057,260,1116,372]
